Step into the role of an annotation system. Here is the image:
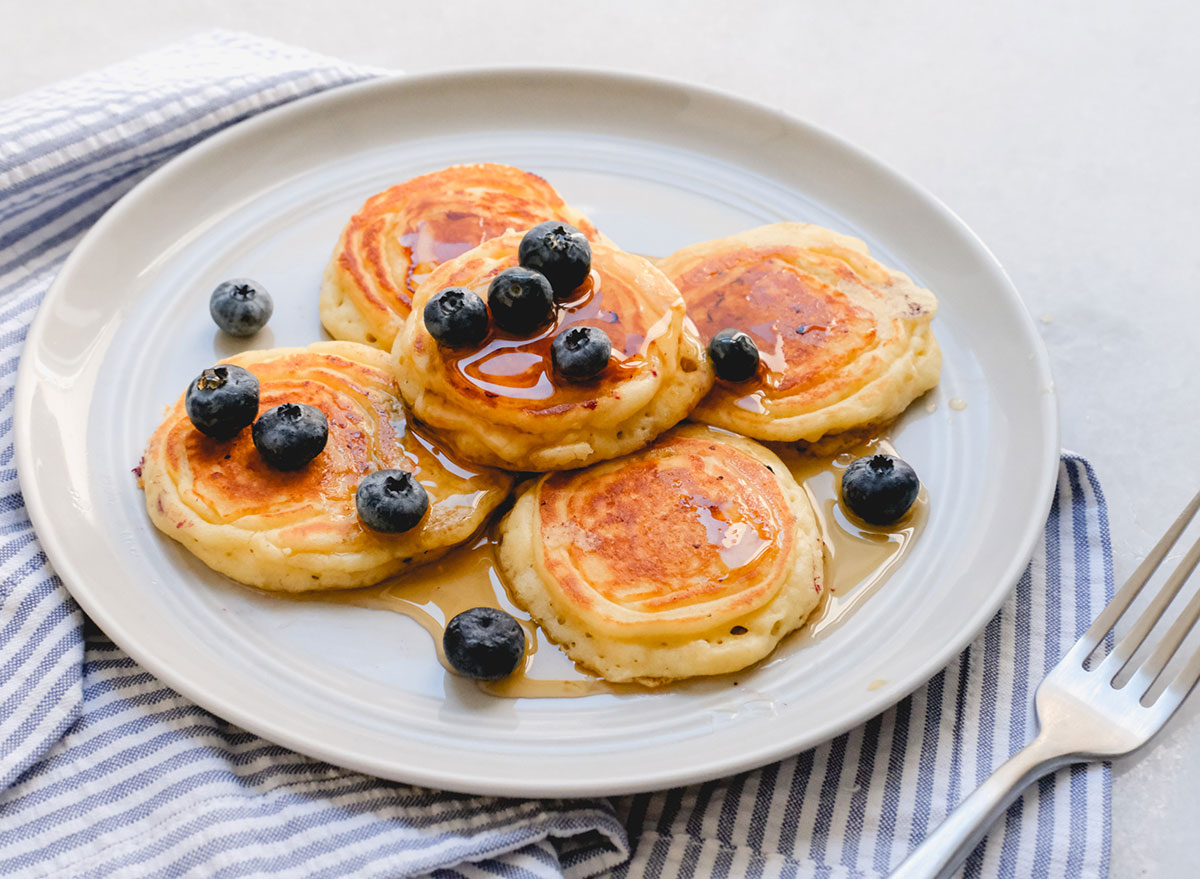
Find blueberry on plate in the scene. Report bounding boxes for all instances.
[424,287,489,348]
[355,469,429,533]
[184,365,259,439]
[551,325,611,380]
[487,267,555,334]
[518,221,592,299]
[841,454,921,525]
[209,278,273,337]
[251,403,328,470]
[708,329,760,382]
[443,607,526,681]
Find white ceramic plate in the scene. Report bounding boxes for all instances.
[15,70,1058,797]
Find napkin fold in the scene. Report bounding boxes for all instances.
[0,31,1110,878]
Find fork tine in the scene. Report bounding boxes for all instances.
[1125,560,1200,700]
[1104,528,1200,680]
[1066,486,1200,666]
[1161,633,1200,715]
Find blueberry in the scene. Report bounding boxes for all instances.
[251,403,328,470]
[443,607,526,681]
[841,454,921,525]
[518,221,592,299]
[551,326,611,380]
[184,365,259,439]
[209,279,273,337]
[355,469,429,533]
[487,267,555,334]
[424,287,489,348]
[708,329,760,382]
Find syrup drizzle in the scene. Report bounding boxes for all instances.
[397,219,485,300]
[280,435,926,698]
[447,270,654,402]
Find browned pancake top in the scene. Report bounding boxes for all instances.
[536,433,794,630]
[335,164,600,322]
[159,348,502,537]
[674,245,883,406]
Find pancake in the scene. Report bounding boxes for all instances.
[320,163,604,351]
[658,222,941,443]
[394,231,714,471]
[140,342,514,592]
[496,424,824,684]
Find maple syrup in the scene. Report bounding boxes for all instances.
[397,216,490,305]
[443,269,664,404]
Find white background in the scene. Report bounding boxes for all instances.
[3,1,1197,874]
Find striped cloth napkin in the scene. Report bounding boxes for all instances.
[0,31,1111,879]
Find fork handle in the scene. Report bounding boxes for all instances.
[887,732,1076,879]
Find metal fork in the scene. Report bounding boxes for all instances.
[889,488,1200,879]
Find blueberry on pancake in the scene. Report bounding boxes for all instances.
[184,365,259,440]
[518,221,592,299]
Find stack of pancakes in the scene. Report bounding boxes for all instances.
[141,163,940,685]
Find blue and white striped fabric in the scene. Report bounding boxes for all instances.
[0,32,1111,879]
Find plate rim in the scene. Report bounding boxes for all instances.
[14,67,1060,796]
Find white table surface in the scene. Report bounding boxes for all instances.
[3,1,1197,875]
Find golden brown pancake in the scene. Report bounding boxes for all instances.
[140,342,513,592]
[394,231,713,471]
[320,163,603,350]
[658,222,941,442]
[497,424,823,684]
